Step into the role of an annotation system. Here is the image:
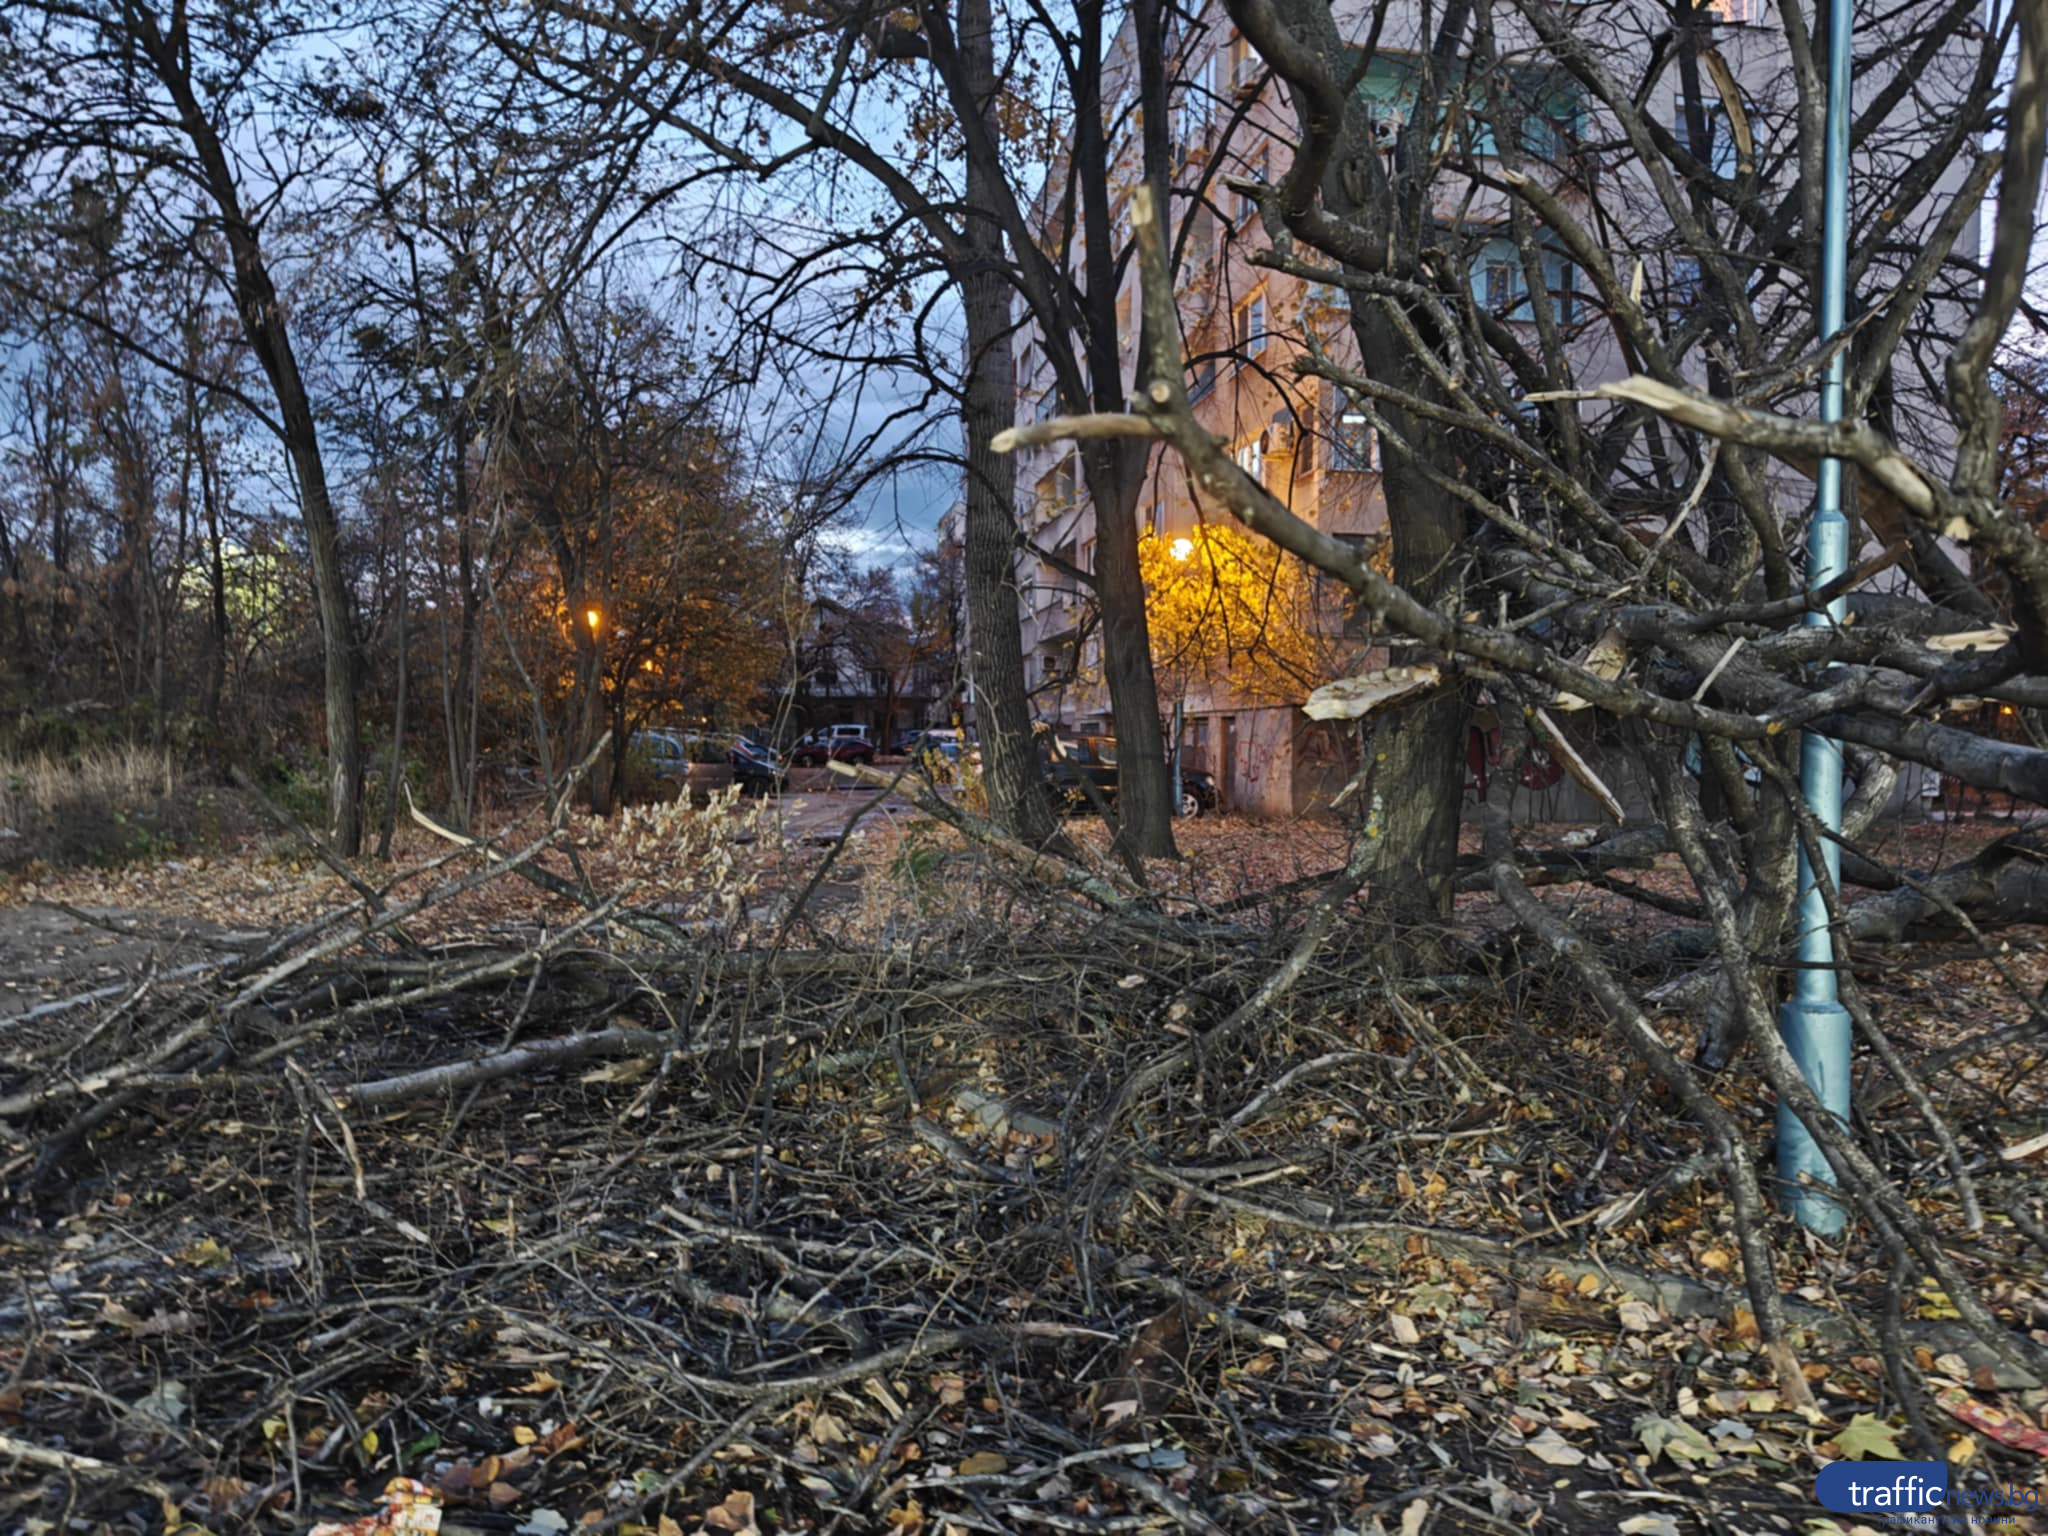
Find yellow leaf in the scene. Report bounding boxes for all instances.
[956,1452,1007,1475]
[361,1430,380,1458]
[512,1426,537,1446]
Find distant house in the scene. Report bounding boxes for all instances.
[786,594,941,740]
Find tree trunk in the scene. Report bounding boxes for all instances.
[1075,0,1174,859]
[198,438,228,728]
[441,430,480,832]
[143,10,361,851]
[378,550,408,860]
[1230,0,1472,922]
[958,0,1061,847]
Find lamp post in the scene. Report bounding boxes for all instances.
[1777,0,1855,1236]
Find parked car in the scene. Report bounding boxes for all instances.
[726,737,788,795]
[893,728,967,762]
[634,730,787,796]
[789,724,878,767]
[1037,731,1215,817]
[1178,767,1219,817]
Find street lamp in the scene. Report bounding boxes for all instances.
[586,607,602,635]
[1170,536,1195,562]
[1778,0,1855,1237]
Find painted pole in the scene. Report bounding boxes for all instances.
[1777,0,1855,1236]
[1170,696,1185,814]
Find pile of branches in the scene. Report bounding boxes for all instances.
[4,765,2048,1533]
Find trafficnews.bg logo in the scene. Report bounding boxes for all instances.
[1816,1460,2042,1522]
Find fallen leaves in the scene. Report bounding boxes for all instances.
[1521,1428,1586,1467]
[1828,1413,1904,1461]
[700,1491,759,1535]
[309,1479,443,1536]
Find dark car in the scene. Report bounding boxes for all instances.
[1038,732,1214,818]
[893,728,968,762]
[636,731,787,797]
[728,737,788,795]
[1178,767,1219,817]
[789,724,879,767]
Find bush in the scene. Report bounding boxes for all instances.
[0,743,216,870]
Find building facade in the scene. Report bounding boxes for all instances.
[998,0,1977,816]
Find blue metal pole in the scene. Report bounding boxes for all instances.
[1776,0,1856,1236]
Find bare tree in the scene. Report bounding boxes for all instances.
[0,0,367,847]
[1004,0,2048,1399]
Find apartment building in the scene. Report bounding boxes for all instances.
[1002,0,1978,817]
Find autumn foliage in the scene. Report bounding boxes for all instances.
[1137,524,1346,705]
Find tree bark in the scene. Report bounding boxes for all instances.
[959,0,1062,847]
[1229,0,1473,920]
[1075,0,1175,859]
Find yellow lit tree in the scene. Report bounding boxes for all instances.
[1138,524,1345,705]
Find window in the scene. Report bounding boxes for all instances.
[1081,537,1097,572]
[1229,32,1259,95]
[1034,386,1058,423]
[1668,255,1702,319]
[1484,259,1516,315]
[1356,55,1413,149]
[1236,291,1268,357]
[1188,358,1217,402]
[1235,437,1265,485]
[1359,55,1582,161]
[1674,101,1739,178]
[1174,55,1217,164]
[1236,147,1267,227]
[1471,236,1578,324]
[1037,457,1079,519]
[1151,498,1167,538]
[1332,403,1379,471]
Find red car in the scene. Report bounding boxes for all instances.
[788,725,879,767]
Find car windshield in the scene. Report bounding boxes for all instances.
[1092,738,1118,766]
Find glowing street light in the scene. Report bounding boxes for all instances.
[1169,536,1195,563]
[585,607,602,634]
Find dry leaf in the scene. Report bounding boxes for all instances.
[701,1492,759,1536]
[1523,1429,1586,1467]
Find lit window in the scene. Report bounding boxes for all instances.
[1235,438,1265,484]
